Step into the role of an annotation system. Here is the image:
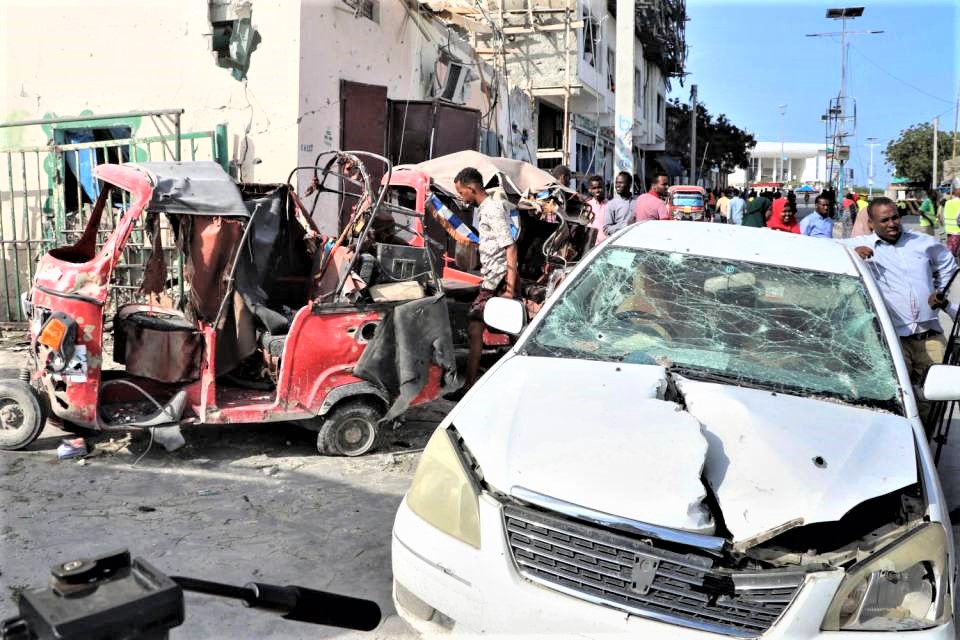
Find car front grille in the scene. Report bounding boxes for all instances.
[502,503,804,637]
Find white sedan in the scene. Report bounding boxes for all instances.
[391,221,957,638]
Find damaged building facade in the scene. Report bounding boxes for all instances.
[421,0,687,187]
[0,0,684,322]
[0,0,499,226]
[0,0,502,321]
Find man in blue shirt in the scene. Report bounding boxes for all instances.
[726,188,745,225]
[799,195,835,238]
[845,197,958,432]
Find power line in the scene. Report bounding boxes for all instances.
[849,44,954,104]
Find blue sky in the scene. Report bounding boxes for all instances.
[670,0,959,185]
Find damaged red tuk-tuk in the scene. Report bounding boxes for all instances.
[2,152,459,456]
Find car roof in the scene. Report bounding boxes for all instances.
[612,221,860,276]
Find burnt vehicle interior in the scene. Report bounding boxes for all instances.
[45,154,446,426]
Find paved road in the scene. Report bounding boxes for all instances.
[3,217,960,635]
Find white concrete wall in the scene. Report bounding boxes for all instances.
[1,0,301,183]
[638,64,666,150]
[727,158,827,188]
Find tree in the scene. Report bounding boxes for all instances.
[884,122,956,186]
[665,99,756,179]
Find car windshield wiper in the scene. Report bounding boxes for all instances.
[670,365,901,413]
[667,364,771,390]
[523,340,611,362]
[804,390,901,413]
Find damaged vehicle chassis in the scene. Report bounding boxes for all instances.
[2,152,457,456]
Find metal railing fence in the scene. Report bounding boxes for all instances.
[0,110,228,324]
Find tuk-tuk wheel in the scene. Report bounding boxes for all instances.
[316,400,383,457]
[0,379,46,451]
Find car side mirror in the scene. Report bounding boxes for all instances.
[483,297,525,335]
[923,364,960,401]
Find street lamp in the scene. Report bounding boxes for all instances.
[778,104,787,183]
[865,136,879,198]
[807,7,883,197]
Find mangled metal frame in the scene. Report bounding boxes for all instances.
[23,154,452,444]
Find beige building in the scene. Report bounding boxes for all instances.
[1,0,498,231]
[0,0,686,321]
[0,0,501,321]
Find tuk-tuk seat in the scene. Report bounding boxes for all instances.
[113,304,203,383]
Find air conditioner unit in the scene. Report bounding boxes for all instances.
[440,62,468,103]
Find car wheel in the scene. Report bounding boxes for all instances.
[0,379,46,450]
[316,400,382,457]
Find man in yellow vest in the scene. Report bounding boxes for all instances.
[945,181,960,258]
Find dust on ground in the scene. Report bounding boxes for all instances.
[0,345,453,639]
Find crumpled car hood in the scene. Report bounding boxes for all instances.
[452,356,717,534]
[452,355,918,549]
[675,377,917,550]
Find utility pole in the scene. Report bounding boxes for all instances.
[690,84,697,184]
[952,94,958,161]
[614,0,635,180]
[807,7,882,197]
[933,116,939,190]
[865,136,878,197]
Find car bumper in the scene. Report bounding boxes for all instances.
[392,494,956,639]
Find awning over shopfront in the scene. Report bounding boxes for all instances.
[655,154,684,177]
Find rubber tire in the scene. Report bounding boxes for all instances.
[316,400,383,457]
[0,379,46,451]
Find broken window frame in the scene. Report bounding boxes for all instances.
[581,6,600,68]
[342,0,378,22]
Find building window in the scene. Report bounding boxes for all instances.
[657,94,664,125]
[606,48,616,91]
[538,100,564,152]
[576,137,596,177]
[634,68,642,109]
[582,7,599,68]
[342,0,378,22]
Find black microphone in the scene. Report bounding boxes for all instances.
[243,582,382,631]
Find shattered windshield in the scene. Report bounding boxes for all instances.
[527,247,900,407]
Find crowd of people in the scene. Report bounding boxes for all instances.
[573,171,841,240]
[454,161,960,435]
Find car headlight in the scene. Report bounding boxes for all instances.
[822,522,952,631]
[406,427,481,549]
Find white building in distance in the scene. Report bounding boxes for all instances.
[727,142,829,188]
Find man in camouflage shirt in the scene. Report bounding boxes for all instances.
[454,167,518,391]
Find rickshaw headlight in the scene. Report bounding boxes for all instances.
[35,313,78,373]
[19,292,32,319]
[38,317,68,351]
[406,427,481,549]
